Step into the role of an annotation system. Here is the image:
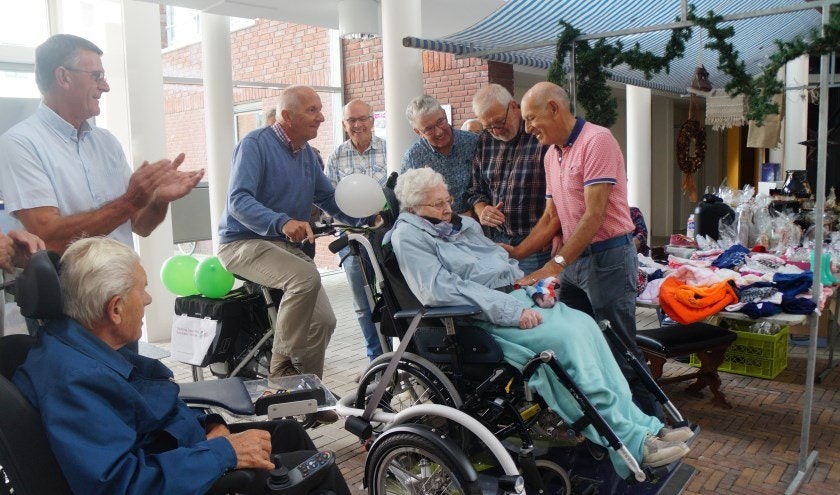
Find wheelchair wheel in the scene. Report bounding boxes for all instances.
[355,352,462,413]
[366,432,482,495]
[534,460,572,495]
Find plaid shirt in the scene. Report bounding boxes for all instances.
[467,121,547,236]
[326,135,388,187]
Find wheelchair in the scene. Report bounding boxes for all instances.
[0,250,342,495]
[334,177,698,494]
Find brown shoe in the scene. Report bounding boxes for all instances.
[314,409,339,425]
[270,361,303,379]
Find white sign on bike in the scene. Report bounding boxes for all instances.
[170,315,219,366]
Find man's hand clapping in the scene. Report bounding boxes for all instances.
[124,153,204,210]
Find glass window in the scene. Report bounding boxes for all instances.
[164,6,255,49]
[0,0,49,48]
[0,71,38,98]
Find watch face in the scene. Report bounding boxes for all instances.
[554,255,565,265]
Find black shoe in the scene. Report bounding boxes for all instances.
[314,409,339,425]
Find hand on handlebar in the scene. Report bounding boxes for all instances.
[282,220,314,244]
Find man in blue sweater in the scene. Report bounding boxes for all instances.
[218,86,345,424]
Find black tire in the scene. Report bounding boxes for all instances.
[355,353,461,412]
[533,460,572,495]
[366,432,482,495]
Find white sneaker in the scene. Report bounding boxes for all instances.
[642,434,690,468]
[658,426,693,443]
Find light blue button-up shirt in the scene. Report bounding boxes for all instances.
[0,103,133,246]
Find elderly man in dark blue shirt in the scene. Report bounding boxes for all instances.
[400,95,478,214]
[13,237,350,495]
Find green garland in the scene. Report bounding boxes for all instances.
[690,6,840,124]
[550,4,840,128]
[549,18,692,127]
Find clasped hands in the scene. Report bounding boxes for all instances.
[124,153,205,210]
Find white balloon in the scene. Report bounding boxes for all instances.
[335,173,385,218]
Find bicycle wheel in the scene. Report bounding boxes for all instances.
[366,432,482,495]
[355,352,461,413]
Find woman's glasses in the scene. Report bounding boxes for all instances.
[419,196,454,210]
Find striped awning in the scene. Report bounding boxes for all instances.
[403,0,829,94]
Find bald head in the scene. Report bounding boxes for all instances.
[521,81,570,112]
[521,82,576,146]
[278,85,324,147]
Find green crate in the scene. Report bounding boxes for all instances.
[690,326,789,379]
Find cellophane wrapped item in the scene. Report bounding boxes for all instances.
[750,197,776,249]
[771,214,802,254]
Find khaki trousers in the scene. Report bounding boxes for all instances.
[218,239,336,378]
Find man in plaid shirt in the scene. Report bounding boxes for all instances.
[467,84,549,274]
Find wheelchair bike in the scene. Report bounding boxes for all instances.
[332,177,698,495]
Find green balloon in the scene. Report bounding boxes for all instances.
[195,256,235,299]
[160,255,199,296]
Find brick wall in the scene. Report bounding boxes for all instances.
[342,38,515,129]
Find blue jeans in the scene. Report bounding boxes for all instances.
[489,231,551,275]
[559,239,663,420]
[340,245,383,360]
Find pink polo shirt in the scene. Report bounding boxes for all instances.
[545,119,634,244]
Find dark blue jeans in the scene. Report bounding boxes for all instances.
[559,240,663,420]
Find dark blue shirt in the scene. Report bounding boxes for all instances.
[401,128,479,214]
[13,318,237,495]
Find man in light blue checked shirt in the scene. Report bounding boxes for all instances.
[326,99,387,360]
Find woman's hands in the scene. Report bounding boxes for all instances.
[518,308,543,329]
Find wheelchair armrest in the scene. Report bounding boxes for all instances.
[179,377,256,416]
[393,305,482,319]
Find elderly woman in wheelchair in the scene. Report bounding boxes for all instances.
[4,237,349,495]
[386,168,691,477]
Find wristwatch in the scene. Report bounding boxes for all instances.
[553,254,568,268]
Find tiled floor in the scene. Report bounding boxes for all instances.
[148,271,840,494]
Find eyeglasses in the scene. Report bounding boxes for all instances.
[345,116,372,125]
[418,196,454,210]
[65,67,107,83]
[420,116,449,136]
[483,103,511,132]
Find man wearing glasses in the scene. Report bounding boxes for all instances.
[401,95,478,214]
[467,84,548,274]
[0,34,201,254]
[326,99,387,361]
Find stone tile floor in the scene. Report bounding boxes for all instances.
[154,271,839,495]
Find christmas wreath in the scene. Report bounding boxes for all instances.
[677,103,705,202]
[677,119,705,174]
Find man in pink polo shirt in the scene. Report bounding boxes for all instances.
[504,81,661,419]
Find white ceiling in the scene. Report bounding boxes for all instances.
[142,0,507,39]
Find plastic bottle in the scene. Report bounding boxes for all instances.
[686,214,696,239]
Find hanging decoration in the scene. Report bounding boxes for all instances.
[705,89,747,130]
[549,5,840,128]
[677,95,705,202]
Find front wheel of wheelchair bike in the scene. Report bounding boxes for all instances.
[355,353,462,417]
[366,432,482,495]
[533,460,572,495]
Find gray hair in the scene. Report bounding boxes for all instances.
[523,81,571,110]
[59,237,140,329]
[472,84,513,118]
[395,168,448,212]
[279,85,316,112]
[405,95,443,126]
[35,34,103,94]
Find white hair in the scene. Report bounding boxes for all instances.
[472,84,514,118]
[405,95,443,126]
[279,85,316,112]
[59,237,140,328]
[395,168,448,212]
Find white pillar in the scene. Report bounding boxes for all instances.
[200,13,235,252]
[121,0,175,343]
[783,55,809,171]
[381,0,423,173]
[626,85,652,227]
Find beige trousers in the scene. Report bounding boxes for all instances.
[218,239,336,378]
